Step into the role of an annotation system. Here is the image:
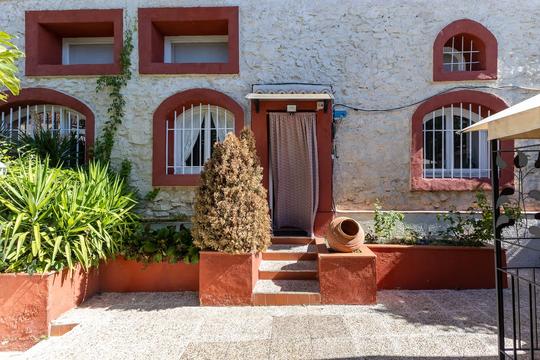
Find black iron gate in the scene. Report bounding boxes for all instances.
[492,140,540,359]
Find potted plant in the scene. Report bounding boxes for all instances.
[192,129,271,305]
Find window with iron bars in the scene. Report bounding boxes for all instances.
[423,104,490,179]
[166,104,234,175]
[443,34,483,72]
[0,104,86,165]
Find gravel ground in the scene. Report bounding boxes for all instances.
[2,290,504,359]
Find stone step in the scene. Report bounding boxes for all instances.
[262,244,318,261]
[252,280,321,306]
[259,260,318,280]
[271,237,314,245]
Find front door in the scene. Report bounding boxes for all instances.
[269,112,319,236]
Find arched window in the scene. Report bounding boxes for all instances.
[170,104,235,174]
[433,19,497,81]
[0,88,95,163]
[411,90,513,191]
[423,104,489,179]
[153,88,244,186]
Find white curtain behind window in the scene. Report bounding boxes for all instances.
[173,105,234,173]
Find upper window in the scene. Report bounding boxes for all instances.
[433,19,497,81]
[62,37,114,65]
[153,89,244,186]
[164,36,229,64]
[138,7,239,74]
[25,9,123,76]
[411,90,513,191]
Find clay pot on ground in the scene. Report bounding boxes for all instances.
[327,217,365,253]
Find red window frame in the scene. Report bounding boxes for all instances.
[25,9,123,76]
[152,88,244,186]
[410,90,513,191]
[0,88,95,162]
[138,7,239,75]
[433,19,498,81]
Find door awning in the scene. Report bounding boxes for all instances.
[245,93,333,100]
[462,94,540,140]
[246,83,334,101]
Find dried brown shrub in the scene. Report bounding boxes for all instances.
[192,128,271,253]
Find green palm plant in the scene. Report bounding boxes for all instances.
[0,156,138,273]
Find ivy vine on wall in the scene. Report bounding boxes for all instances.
[93,25,134,164]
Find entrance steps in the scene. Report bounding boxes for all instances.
[253,237,321,305]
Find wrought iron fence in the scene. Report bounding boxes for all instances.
[493,141,540,359]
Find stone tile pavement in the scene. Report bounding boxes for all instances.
[2,290,505,359]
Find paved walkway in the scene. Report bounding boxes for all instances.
[7,290,501,359]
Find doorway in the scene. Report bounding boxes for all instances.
[269,112,319,236]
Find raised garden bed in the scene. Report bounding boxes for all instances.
[99,256,199,292]
[0,267,99,351]
[368,244,505,290]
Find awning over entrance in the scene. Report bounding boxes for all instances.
[462,93,540,140]
[246,84,334,101]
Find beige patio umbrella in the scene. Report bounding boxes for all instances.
[462,93,540,140]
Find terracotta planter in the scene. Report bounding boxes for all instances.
[368,244,507,290]
[0,266,99,351]
[319,245,377,304]
[99,257,199,292]
[199,252,261,306]
[326,217,365,252]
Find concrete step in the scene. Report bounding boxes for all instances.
[259,260,318,280]
[252,280,321,306]
[262,244,318,261]
[271,237,314,245]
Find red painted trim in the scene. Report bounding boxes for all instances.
[410,90,513,191]
[138,7,239,75]
[250,100,334,225]
[152,88,244,186]
[433,19,497,81]
[0,88,95,162]
[25,9,123,76]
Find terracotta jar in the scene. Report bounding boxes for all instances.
[327,217,365,253]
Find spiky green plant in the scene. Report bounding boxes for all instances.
[0,156,137,273]
[18,129,83,168]
[0,31,24,102]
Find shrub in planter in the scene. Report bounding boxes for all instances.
[0,156,137,273]
[192,129,270,305]
[192,128,271,253]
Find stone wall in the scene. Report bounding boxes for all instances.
[1,0,539,217]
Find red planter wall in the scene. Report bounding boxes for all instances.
[368,244,505,290]
[0,267,99,351]
[198,252,261,306]
[319,245,377,305]
[99,257,199,292]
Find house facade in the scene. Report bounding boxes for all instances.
[0,0,539,235]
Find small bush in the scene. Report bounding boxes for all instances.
[122,224,199,264]
[0,155,137,273]
[192,129,271,253]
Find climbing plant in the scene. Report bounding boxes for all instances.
[93,25,134,163]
